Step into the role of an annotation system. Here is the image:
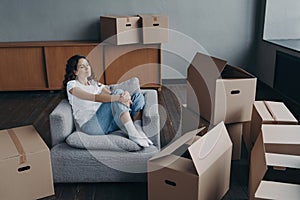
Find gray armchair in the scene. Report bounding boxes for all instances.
[49,89,160,182]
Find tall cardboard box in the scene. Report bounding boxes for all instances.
[139,15,168,44]
[187,52,257,125]
[226,122,244,160]
[148,122,232,200]
[248,124,300,200]
[0,125,54,200]
[100,15,140,45]
[249,101,298,150]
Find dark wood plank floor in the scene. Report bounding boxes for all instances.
[1,80,299,200]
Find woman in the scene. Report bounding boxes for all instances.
[63,55,152,147]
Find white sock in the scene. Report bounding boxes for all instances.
[134,120,153,145]
[124,121,149,147]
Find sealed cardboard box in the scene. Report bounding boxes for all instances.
[139,15,168,44]
[249,101,298,150]
[187,52,257,125]
[148,122,232,200]
[0,125,54,200]
[248,124,300,200]
[100,15,140,45]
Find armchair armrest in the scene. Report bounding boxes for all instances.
[49,99,74,147]
[141,89,161,150]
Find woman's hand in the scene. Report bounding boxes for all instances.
[119,91,132,107]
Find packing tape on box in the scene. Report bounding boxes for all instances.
[7,129,27,164]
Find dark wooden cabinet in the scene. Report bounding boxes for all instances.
[0,47,47,90]
[104,43,161,88]
[0,41,161,91]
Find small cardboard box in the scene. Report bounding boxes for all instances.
[139,15,168,44]
[100,15,140,45]
[249,101,298,150]
[187,52,257,125]
[0,125,54,200]
[148,122,232,200]
[248,124,300,200]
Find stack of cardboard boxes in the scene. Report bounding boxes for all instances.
[248,124,300,199]
[100,15,168,45]
[185,52,257,160]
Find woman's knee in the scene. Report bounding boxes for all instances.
[132,92,145,108]
[111,88,124,95]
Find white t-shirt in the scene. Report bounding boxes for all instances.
[67,80,105,127]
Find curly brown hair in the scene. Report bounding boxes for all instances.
[62,55,97,97]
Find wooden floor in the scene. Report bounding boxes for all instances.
[1,81,299,200]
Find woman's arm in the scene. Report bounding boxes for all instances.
[69,87,130,104]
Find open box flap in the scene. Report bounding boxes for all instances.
[255,181,300,200]
[188,122,232,175]
[264,101,298,123]
[189,52,227,81]
[149,127,205,161]
[254,101,274,122]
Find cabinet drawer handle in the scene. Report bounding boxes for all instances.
[126,23,132,27]
[153,23,160,27]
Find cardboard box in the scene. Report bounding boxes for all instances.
[0,125,54,200]
[182,107,244,160]
[249,101,298,150]
[181,106,209,134]
[255,181,300,200]
[100,15,140,45]
[242,121,252,152]
[139,15,168,44]
[226,122,243,160]
[148,122,232,200]
[187,52,257,125]
[248,124,300,200]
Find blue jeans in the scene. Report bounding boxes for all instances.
[81,89,145,135]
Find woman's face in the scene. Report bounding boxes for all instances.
[75,58,91,79]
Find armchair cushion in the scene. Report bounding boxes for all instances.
[66,131,142,152]
[109,77,141,95]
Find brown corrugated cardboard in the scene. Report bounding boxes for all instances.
[148,122,232,200]
[187,52,257,125]
[255,181,300,199]
[182,107,244,160]
[249,101,298,151]
[226,122,243,160]
[0,125,54,200]
[139,15,168,44]
[242,121,252,152]
[100,16,140,45]
[248,124,300,200]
